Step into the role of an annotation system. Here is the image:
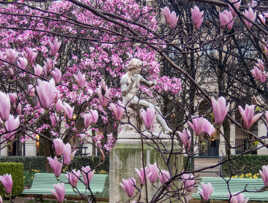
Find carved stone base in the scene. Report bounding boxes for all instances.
[109,137,183,203]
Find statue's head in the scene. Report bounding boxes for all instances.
[127,58,142,72]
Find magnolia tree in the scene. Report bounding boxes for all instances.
[0,0,267,202]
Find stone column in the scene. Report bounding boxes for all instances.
[229,122,236,155]
[257,121,268,155]
[25,139,36,156]
[219,127,226,156]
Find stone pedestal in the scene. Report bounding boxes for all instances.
[109,106,183,202]
[109,139,183,203]
[25,139,36,156]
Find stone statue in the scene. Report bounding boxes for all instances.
[120,58,172,134]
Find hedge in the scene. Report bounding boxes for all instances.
[221,155,268,177]
[0,156,109,173]
[0,162,24,197]
[0,156,47,172]
[70,156,109,173]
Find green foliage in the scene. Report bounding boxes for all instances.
[0,162,24,197]
[222,155,268,177]
[70,156,109,173]
[24,170,38,187]
[0,156,109,173]
[0,156,109,188]
[0,156,47,172]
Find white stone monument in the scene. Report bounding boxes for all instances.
[109,58,183,203]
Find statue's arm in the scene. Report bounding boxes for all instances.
[139,75,155,87]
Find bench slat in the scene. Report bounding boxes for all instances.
[22,173,108,198]
[193,177,268,201]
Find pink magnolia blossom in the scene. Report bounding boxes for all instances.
[0,174,13,194]
[191,6,204,29]
[109,103,124,121]
[55,100,65,113]
[63,143,72,165]
[49,38,61,56]
[36,79,58,109]
[81,166,94,186]
[182,173,195,192]
[96,84,110,107]
[229,0,241,16]
[66,170,80,187]
[230,193,248,203]
[63,102,74,120]
[0,195,2,203]
[82,110,99,128]
[50,114,57,127]
[16,103,22,115]
[243,7,256,29]
[28,85,35,96]
[17,57,28,70]
[24,48,37,66]
[51,68,62,83]
[146,163,159,183]
[5,49,18,64]
[159,170,170,184]
[140,107,156,131]
[0,91,11,121]
[260,165,268,187]
[53,138,65,156]
[34,64,43,76]
[219,10,234,30]
[238,105,262,129]
[120,178,136,197]
[74,71,86,88]
[188,117,215,136]
[211,97,229,124]
[259,14,266,24]
[251,66,266,83]
[90,110,99,123]
[44,59,54,72]
[8,93,17,104]
[199,183,214,201]
[82,113,92,128]
[135,168,145,185]
[5,115,20,132]
[178,129,191,150]
[161,7,178,28]
[47,157,62,177]
[255,60,264,71]
[104,133,115,151]
[52,183,65,203]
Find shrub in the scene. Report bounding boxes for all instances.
[0,162,24,197]
[221,155,268,177]
[0,156,109,173]
[0,156,46,172]
[70,156,109,173]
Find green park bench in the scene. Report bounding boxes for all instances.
[22,173,109,202]
[192,177,268,201]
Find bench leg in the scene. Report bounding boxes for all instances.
[35,195,44,203]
